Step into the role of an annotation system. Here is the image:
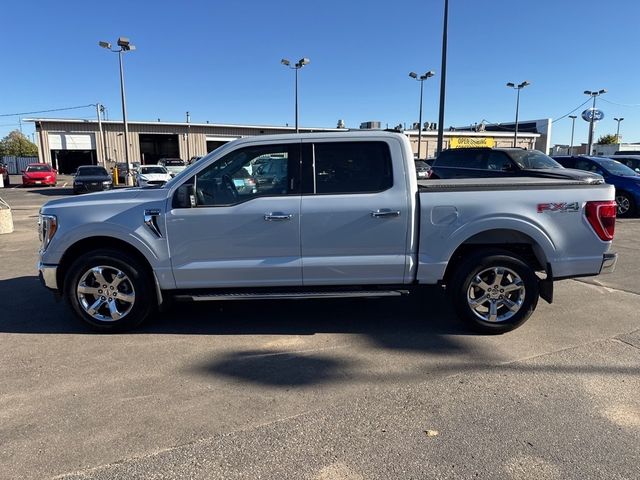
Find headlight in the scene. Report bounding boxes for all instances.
[102,180,112,186]
[139,175,148,181]
[38,214,58,251]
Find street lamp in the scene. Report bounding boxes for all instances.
[281,57,310,133]
[568,115,577,155]
[409,71,435,159]
[614,117,624,143]
[584,89,606,155]
[506,80,531,147]
[99,37,136,186]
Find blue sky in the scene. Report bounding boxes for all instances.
[1,0,639,148]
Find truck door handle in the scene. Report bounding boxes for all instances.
[264,212,293,221]
[371,209,401,218]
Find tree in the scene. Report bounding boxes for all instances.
[596,134,619,145]
[0,130,38,157]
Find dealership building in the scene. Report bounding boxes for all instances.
[25,118,541,173]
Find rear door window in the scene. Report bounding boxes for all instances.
[308,141,393,194]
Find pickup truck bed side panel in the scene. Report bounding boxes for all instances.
[416,182,615,284]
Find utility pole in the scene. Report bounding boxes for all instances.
[96,103,107,167]
[186,111,191,161]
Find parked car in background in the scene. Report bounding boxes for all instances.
[431,147,603,183]
[188,156,203,165]
[157,158,187,177]
[414,160,432,179]
[251,156,288,191]
[136,165,172,187]
[609,155,640,174]
[22,163,57,187]
[73,166,113,194]
[552,155,640,217]
[115,162,141,184]
[0,161,9,187]
[614,150,640,156]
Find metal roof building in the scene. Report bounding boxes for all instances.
[25,118,539,173]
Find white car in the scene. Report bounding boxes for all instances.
[136,165,172,187]
[157,158,187,177]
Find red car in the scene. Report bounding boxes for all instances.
[22,163,57,187]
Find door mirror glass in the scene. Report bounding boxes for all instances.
[174,183,196,208]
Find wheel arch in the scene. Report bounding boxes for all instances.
[442,228,550,287]
[57,236,154,294]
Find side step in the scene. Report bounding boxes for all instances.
[175,290,410,302]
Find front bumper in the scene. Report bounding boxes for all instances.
[73,183,112,193]
[600,253,618,274]
[38,262,58,290]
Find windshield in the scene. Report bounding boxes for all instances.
[509,150,562,169]
[77,167,108,176]
[26,165,52,172]
[599,159,640,177]
[140,166,167,174]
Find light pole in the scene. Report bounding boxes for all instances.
[584,89,606,155]
[409,71,435,159]
[281,57,310,133]
[436,0,448,155]
[614,117,624,143]
[568,115,577,155]
[506,80,531,147]
[100,37,136,186]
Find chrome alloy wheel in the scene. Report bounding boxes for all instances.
[615,194,630,216]
[76,266,135,322]
[467,266,526,323]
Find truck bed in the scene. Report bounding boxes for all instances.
[418,177,605,192]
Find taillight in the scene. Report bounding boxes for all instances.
[585,200,616,241]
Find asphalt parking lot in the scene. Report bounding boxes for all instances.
[1,180,639,480]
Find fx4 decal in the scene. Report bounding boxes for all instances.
[537,202,580,213]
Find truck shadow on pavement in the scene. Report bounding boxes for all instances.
[0,275,470,344]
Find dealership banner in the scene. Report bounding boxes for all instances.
[450,137,495,148]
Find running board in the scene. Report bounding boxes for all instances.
[175,290,410,302]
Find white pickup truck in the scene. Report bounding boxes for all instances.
[37,132,618,333]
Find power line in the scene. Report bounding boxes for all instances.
[600,98,640,107]
[551,98,591,123]
[0,104,95,118]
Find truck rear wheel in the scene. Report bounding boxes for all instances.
[65,248,155,332]
[450,250,539,334]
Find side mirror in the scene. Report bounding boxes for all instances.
[21,170,25,174]
[174,183,196,208]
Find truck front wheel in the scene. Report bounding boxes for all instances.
[450,250,539,334]
[65,249,155,332]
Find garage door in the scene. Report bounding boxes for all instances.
[49,133,96,150]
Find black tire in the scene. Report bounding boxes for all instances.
[449,249,539,334]
[65,248,155,332]
[615,191,635,218]
[3,175,9,187]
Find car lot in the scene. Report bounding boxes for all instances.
[1,184,639,479]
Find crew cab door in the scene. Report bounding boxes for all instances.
[165,142,302,288]
[299,139,410,285]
